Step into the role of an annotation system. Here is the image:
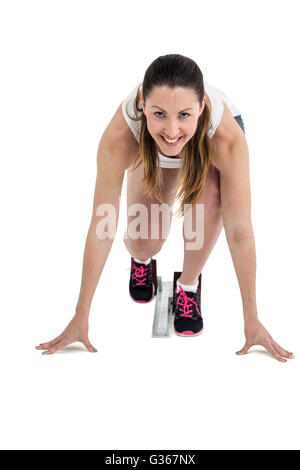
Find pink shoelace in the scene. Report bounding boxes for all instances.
[131,261,149,286]
[176,285,201,318]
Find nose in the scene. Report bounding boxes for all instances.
[164,120,181,139]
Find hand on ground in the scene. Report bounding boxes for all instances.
[36,313,97,355]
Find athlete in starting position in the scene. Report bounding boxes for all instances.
[36,54,292,361]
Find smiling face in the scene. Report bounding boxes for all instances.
[141,85,206,157]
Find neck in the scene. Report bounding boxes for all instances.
[156,146,182,159]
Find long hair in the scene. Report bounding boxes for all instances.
[124,54,213,218]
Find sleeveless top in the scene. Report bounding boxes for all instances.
[121,80,241,169]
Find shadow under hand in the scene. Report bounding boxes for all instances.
[54,344,91,354]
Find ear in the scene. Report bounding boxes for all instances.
[198,96,206,117]
[141,93,146,114]
[201,96,206,112]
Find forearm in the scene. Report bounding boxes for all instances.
[75,220,117,318]
[225,228,258,324]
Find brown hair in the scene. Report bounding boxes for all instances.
[124,54,213,218]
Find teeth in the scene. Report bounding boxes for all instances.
[163,136,180,143]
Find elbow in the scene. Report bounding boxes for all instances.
[225,224,254,244]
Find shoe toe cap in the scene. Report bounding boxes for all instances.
[174,317,203,335]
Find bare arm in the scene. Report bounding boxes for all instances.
[76,105,139,317]
[212,103,293,362]
[37,104,138,354]
[212,107,256,321]
[75,141,125,316]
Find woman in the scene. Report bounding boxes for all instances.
[36,54,293,361]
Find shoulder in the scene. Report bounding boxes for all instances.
[210,101,247,170]
[121,82,143,143]
[102,103,138,148]
[99,103,139,172]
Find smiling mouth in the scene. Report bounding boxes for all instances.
[160,135,184,146]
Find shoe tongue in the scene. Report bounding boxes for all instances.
[185,290,196,297]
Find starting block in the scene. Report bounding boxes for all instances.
[151,262,201,338]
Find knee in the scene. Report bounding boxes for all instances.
[123,232,166,259]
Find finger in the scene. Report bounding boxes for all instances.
[42,339,71,355]
[264,342,287,362]
[36,334,64,350]
[271,340,294,359]
[236,342,251,355]
[81,338,98,353]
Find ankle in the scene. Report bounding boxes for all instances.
[178,275,199,285]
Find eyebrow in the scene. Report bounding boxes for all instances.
[151,105,193,113]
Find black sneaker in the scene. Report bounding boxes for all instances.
[129,257,156,303]
[173,282,203,336]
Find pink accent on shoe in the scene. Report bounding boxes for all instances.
[175,285,202,318]
[131,260,149,286]
[174,327,204,337]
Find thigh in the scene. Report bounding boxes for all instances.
[126,161,181,240]
[195,164,221,206]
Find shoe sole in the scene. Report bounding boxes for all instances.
[174,327,204,337]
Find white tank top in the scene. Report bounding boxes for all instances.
[121,80,241,169]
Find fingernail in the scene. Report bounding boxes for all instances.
[92,348,98,353]
[35,346,40,349]
[235,351,241,355]
[42,351,47,355]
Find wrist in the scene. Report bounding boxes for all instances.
[76,295,91,318]
[75,306,90,319]
[242,297,257,318]
[243,309,258,326]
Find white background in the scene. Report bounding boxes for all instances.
[1,0,299,450]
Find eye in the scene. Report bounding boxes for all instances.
[154,112,190,118]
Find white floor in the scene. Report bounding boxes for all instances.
[2,214,299,450]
